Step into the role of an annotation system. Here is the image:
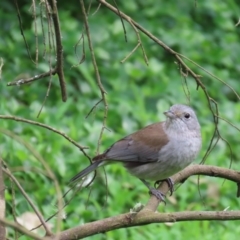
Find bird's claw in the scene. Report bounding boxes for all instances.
[149,188,166,204]
[154,177,174,196]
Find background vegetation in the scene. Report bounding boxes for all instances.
[0,0,240,239]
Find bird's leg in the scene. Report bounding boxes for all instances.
[140,179,166,204]
[154,177,174,196]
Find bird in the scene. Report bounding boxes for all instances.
[70,104,202,201]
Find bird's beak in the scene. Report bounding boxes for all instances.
[164,110,176,119]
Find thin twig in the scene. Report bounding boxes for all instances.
[85,99,103,119]
[121,42,141,63]
[178,62,191,103]
[10,177,18,237]
[37,0,55,116]
[48,0,67,102]
[0,217,47,240]
[125,18,148,65]
[31,180,86,232]
[2,167,52,236]
[7,69,57,86]
[0,58,3,80]
[31,0,39,65]
[0,160,6,239]
[13,0,35,64]
[40,0,47,58]
[1,133,63,236]
[215,115,240,132]
[73,32,85,66]
[235,18,240,27]
[92,3,102,16]
[80,0,108,155]
[37,76,53,118]
[0,116,89,153]
[113,0,127,42]
[200,99,220,163]
[177,53,240,100]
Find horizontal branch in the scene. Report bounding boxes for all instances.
[59,210,240,240]
[1,164,240,239]
[175,164,240,183]
[145,164,240,211]
[57,164,240,239]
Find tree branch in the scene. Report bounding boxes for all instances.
[58,210,240,240]
[8,0,67,102]
[2,164,240,239]
[55,164,240,239]
[48,0,67,102]
[144,164,240,211]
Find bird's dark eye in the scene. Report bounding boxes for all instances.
[184,113,190,119]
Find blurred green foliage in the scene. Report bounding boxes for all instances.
[0,0,240,239]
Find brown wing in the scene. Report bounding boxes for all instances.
[93,122,169,163]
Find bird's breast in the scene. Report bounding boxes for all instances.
[126,134,201,181]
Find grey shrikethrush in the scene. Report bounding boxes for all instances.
[70,104,202,201]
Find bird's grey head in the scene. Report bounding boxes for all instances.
[164,104,201,132]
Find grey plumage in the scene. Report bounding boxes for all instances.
[70,104,202,200]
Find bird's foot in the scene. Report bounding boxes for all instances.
[154,177,174,196]
[149,187,166,204]
[140,179,166,203]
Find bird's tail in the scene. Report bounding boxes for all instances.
[69,160,103,183]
